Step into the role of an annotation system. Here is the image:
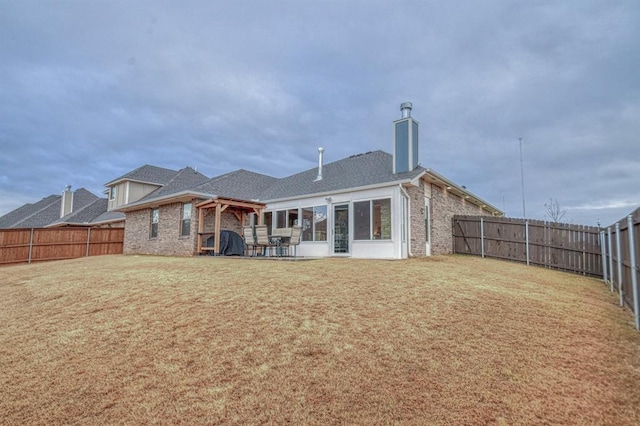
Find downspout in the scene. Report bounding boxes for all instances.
[399,184,413,257]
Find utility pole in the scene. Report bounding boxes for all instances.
[519,137,526,218]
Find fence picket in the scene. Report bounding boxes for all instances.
[0,227,124,266]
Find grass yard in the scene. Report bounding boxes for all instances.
[0,255,639,425]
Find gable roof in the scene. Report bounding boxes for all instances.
[105,164,179,186]
[116,167,212,211]
[0,195,60,228]
[0,188,104,229]
[48,198,125,227]
[113,150,502,216]
[192,169,279,200]
[260,150,424,201]
[137,167,210,201]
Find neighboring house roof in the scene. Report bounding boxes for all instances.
[0,195,61,228]
[0,188,109,229]
[105,164,180,186]
[48,198,125,227]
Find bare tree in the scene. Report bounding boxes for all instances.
[544,198,567,223]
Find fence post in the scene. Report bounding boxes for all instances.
[615,222,624,307]
[600,230,608,284]
[608,227,614,292]
[28,228,34,264]
[627,215,639,331]
[85,228,91,258]
[480,217,485,258]
[525,220,530,266]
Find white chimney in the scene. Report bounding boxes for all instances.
[314,147,324,181]
[60,185,74,218]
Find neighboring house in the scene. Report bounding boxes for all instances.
[0,186,124,229]
[115,103,503,259]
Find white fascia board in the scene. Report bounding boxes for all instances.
[261,176,424,204]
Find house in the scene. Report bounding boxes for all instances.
[0,186,124,229]
[114,103,503,259]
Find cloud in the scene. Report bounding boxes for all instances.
[0,0,638,227]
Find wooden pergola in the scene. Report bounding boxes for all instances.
[195,197,266,255]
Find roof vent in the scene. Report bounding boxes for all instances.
[314,147,324,181]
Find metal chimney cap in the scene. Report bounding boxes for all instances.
[65,185,72,191]
[400,102,412,118]
[318,146,324,152]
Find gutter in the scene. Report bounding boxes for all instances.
[424,168,503,216]
[399,184,413,257]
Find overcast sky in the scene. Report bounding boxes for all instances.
[1,0,638,226]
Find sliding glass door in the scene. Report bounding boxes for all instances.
[333,204,349,254]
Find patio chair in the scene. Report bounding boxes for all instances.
[280,225,301,257]
[254,225,276,256]
[242,226,257,257]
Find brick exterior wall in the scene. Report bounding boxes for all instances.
[199,210,243,248]
[123,202,198,256]
[407,185,427,256]
[429,184,492,255]
[123,201,245,257]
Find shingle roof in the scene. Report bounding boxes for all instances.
[136,167,210,202]
[0,195,60,228]
[192,169,279,200]
[49,198,119,227]
[105,164,179,186]
[260,150,424,200]
[0,188,102,228]
[90,210,126,225]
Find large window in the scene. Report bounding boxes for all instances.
[180,203,192,237]
[150,208,159,238]
[301,206,327,241]
[354,198,391,240]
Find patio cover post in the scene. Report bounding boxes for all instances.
[214,202,222,255]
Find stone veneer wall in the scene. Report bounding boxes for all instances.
[430,184,492,255]
[123,202,198,256]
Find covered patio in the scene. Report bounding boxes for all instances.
[195,197,265,256]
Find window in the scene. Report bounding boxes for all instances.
[150,208,159,238]
[274,209,300,229]
[302,206,327,241]
[354,198,391,240]
[276,210,286,229]
[180,203,192,237]
[110,186,117,200]
[263,211,273,235]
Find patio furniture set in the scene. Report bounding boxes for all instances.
[242,225,302,257]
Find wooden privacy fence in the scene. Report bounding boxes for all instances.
[601,207,640,330]
[453,216,602,277]
[0,227,124,266]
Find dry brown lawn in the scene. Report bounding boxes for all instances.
[0,254,639,425]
